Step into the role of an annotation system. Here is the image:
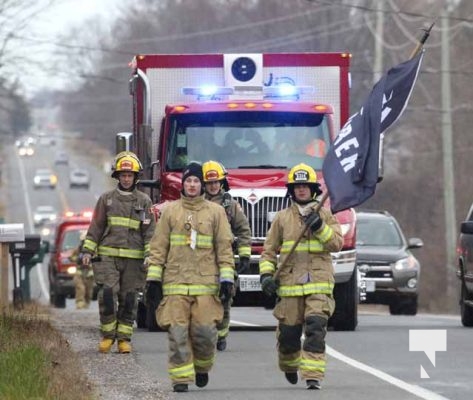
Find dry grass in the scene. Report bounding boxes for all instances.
[0,303,96,400]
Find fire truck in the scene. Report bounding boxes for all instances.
[119,53,360,331]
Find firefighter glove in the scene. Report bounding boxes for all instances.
[145,281,163,307]
[219,282,234,303]
[261,274,279,297]
[305,211,322,232]
[236,256,250,275]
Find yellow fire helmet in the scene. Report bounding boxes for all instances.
[286,163,322,199]
[202,160,230,191]
[287,163,318,185]
[202,160,227,182]
[111,151,143,178]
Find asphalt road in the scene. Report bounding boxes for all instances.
[2,138,472,400]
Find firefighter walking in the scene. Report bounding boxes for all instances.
[259,163,343,390]
[82,151,155,354]
[146,162,235,393]
[71,231,94,309]
[202,160,251,351]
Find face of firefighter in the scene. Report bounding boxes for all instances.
[204,180,221,196]
[118,171,135,190]
[293,184,312,202]
[183,176,202,198]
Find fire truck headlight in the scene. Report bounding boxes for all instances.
[340,223,351,236]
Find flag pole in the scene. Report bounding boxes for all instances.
[272,22,434,282]
[409,21,435,59]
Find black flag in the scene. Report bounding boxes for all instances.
[322,50,424,213]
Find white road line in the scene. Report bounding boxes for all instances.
[230,319,260,326]
[327,345,450,400]
[16,154,50,301]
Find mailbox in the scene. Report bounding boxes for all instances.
[9,234,42,307]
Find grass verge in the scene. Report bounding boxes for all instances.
[0,303,95,400]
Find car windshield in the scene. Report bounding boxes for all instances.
[61,229,86,251]
[165,111,330,171]
[36,206,55,213]
[357,218,403,247]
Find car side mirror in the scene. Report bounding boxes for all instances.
[407,237,423,249]
[460,221,473,235]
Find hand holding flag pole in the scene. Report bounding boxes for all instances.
[272,23,433,282]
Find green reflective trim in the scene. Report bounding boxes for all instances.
[194,355,215,368]
[280,356,301,368]
[219,266,235,282]
[169,363,195,379]
[281,240,324,253]
[170,234,187,246]
[144,243,150,253]
[259,260,275,275]
[98,246,144,259]
[299,358,326,373]
[147,265,163,280]
[107,216,141,230]
[83,239,97,252]
[101,320,117,333]
[278,282,334,297]
[281,241,310,253]
[117,323,133,335]
[163,284,219,296]
[197,234,212,248]
[238,246,251,257]
[316,224,333,243]
[218,326,229,338]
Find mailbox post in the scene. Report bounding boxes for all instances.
[9,235,42,309]
[0,223,25,310]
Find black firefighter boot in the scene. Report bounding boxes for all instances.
[285,372,298,385]
[196,373,209,388]
[216,337,227,351]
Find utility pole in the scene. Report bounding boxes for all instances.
[441,2,457,309]
[373,0,385,84]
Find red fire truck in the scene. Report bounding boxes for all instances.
[120,53,360,331]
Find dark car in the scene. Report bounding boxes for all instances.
[356,210,423,315]
[457,204,473,327]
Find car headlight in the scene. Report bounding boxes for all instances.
[394,256,417,271]
[67,266,77,274]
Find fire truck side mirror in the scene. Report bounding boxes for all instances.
[116,132,134,153]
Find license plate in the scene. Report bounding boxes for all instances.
[365,280,376,292]
[239,276,262,292]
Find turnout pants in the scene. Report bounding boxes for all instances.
[273,293,335,381]
[157,294,223,385]
[93,256,146,341]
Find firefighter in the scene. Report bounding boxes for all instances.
[259,163,343,390]
[71,231,94,310]
[202,160,251,351]
[145,161,235,393]
[82,151,155,354]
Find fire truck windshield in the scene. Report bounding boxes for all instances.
[166,111,331,171]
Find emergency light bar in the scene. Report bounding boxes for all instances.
[182,86,234,96]
[263,85,315,98]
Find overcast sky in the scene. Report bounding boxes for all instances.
[16,0,125,96]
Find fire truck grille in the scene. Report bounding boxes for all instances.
[234,196,291,239]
